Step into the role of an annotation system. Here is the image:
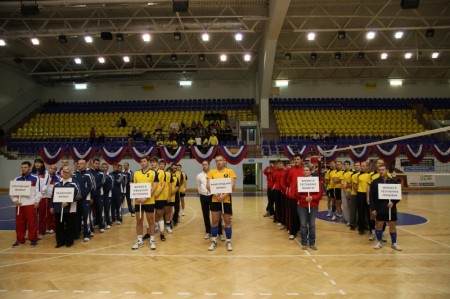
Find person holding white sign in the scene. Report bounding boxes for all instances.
[206,154,236,251]
[131,156,159,250]
[10,161,42,248]
[297,165,322,250]
[369,165,402,251]
[50,166,80,248]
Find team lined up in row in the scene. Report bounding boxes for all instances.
[10,157,188,249]
[263,156,402,250]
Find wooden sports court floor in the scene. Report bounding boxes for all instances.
[0,191,449,299]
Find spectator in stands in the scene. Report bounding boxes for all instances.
[155,123,163,134]
[136,127,143,139]
[330,130,337,143]
[209,132,219,146]
[169,137,179,155]
[129,127,137,139]
[202,137,209,153]
[322,132,330,142]
[120,116,127,127]
[312,131,320,140]
[89,127,96,144]
[143,131,151,145]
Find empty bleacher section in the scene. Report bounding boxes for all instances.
[271,97,449,148]
[7,98,256,154]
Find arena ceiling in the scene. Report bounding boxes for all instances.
[0,0,449,86]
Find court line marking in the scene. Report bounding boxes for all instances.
[330,280,336,285]
[398,226,450,249]
[338,289,346,295]
[0,207,198,268]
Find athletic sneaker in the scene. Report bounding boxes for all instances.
[373,242,383,249]
[331,214,337,221]
[310,244,317,250]
[368,234,376,241]
[391,243,402,251]
[263,212,270,217]
[83,237,90,242]
[38,234,43,240]
[106,225,111,229]
[48,229,54,234]
[100,229,105,233]
[277,222,282,227]
[181,210,185,216]
[219,234,226,241]
[226,241,233,251]
[150,240,156,250]
[131,240,144,250]
[166,226,173,234]
[204,233,211,239]
[289,235,295,240]
[131,213,135,217]
[326,210,331,217]
[90,231,94,237]
[208,240,217,251]
[160,234,166,241]
[12,242,25,248]
[117,221,121,225]
[30,241,37,247]
[301,245,307,250]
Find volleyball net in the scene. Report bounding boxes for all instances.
[319,127,450,188]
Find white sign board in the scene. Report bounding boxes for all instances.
[9,181,31,196]
[130,183,151,199]
[297,177,320,192]
[378,184,402,200]
[53,187,75,203]
[210,178,232,194]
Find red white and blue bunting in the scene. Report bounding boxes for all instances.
[282,145,312,159]
[316,145,339,161]
[219,145,248,165]
[372,144,400,163]
[159,146,186,164]
[129,146,158,163]
[347,145,372,162]
[99,147,128,165]
[403,144,428,164]
[191,145,219,163]
[68,147,97,162]
[430,144,450,163]
[39,146,67,165]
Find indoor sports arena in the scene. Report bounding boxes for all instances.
[0,1,449,298]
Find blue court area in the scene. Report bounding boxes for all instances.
[317,211,428,226]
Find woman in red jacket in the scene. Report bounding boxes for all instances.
[297,165,323,250]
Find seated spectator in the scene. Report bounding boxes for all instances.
[209,132,219,146]
[187,136,195,147]
[330,130,337,142]
[155,123,163,133]
[143,131,151,144]
[156,136,164,147]
[169,137,178,155]
[312,131,320,140]
[128,137,135,146]
[129,127,137,138]
[164,137,171,148]
[202,137,209,153]
[135,127,143,139]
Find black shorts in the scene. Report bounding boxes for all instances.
[334,188,342,200]
[168,202,175,207]
[326,189,333,198]
[180,192,186,197]
[210,202,232,215]
[155,200,167,209]
[135,204,155,213]
[376,213,397,222]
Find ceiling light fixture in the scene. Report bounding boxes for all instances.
[116,33,124,41]
[74,58,82,64]
[338,31,346,39]
[431,52,439,59]
[366,31,376,40]
[0,39,6,46]
[171,54,177,61]
[75,83,87,90]
[244,54,251,61]
[275,80,289,87]
[84,35,93,43]
[199,54,205,61]
[310,53,317,60]
[285,53,291,60]
[142,33,151,42]
[394,31,404,39]
[179,80,192,86]
[146,54,152,62]
[426,28,435,37]
[307,32,315,41]
[389,79,402,86]
[98,57,105,63]
[220,54,227,61]
[202,33,209,41]
[235,32,243,41]
[174,32,181,41]
[334,52,341,60]
[358,52,365,60]
[31,37,39,45]
[381,53,388,60]
[123,56,130,63]
[404,52,413,59]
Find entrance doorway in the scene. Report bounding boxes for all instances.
[242,162,262,191]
